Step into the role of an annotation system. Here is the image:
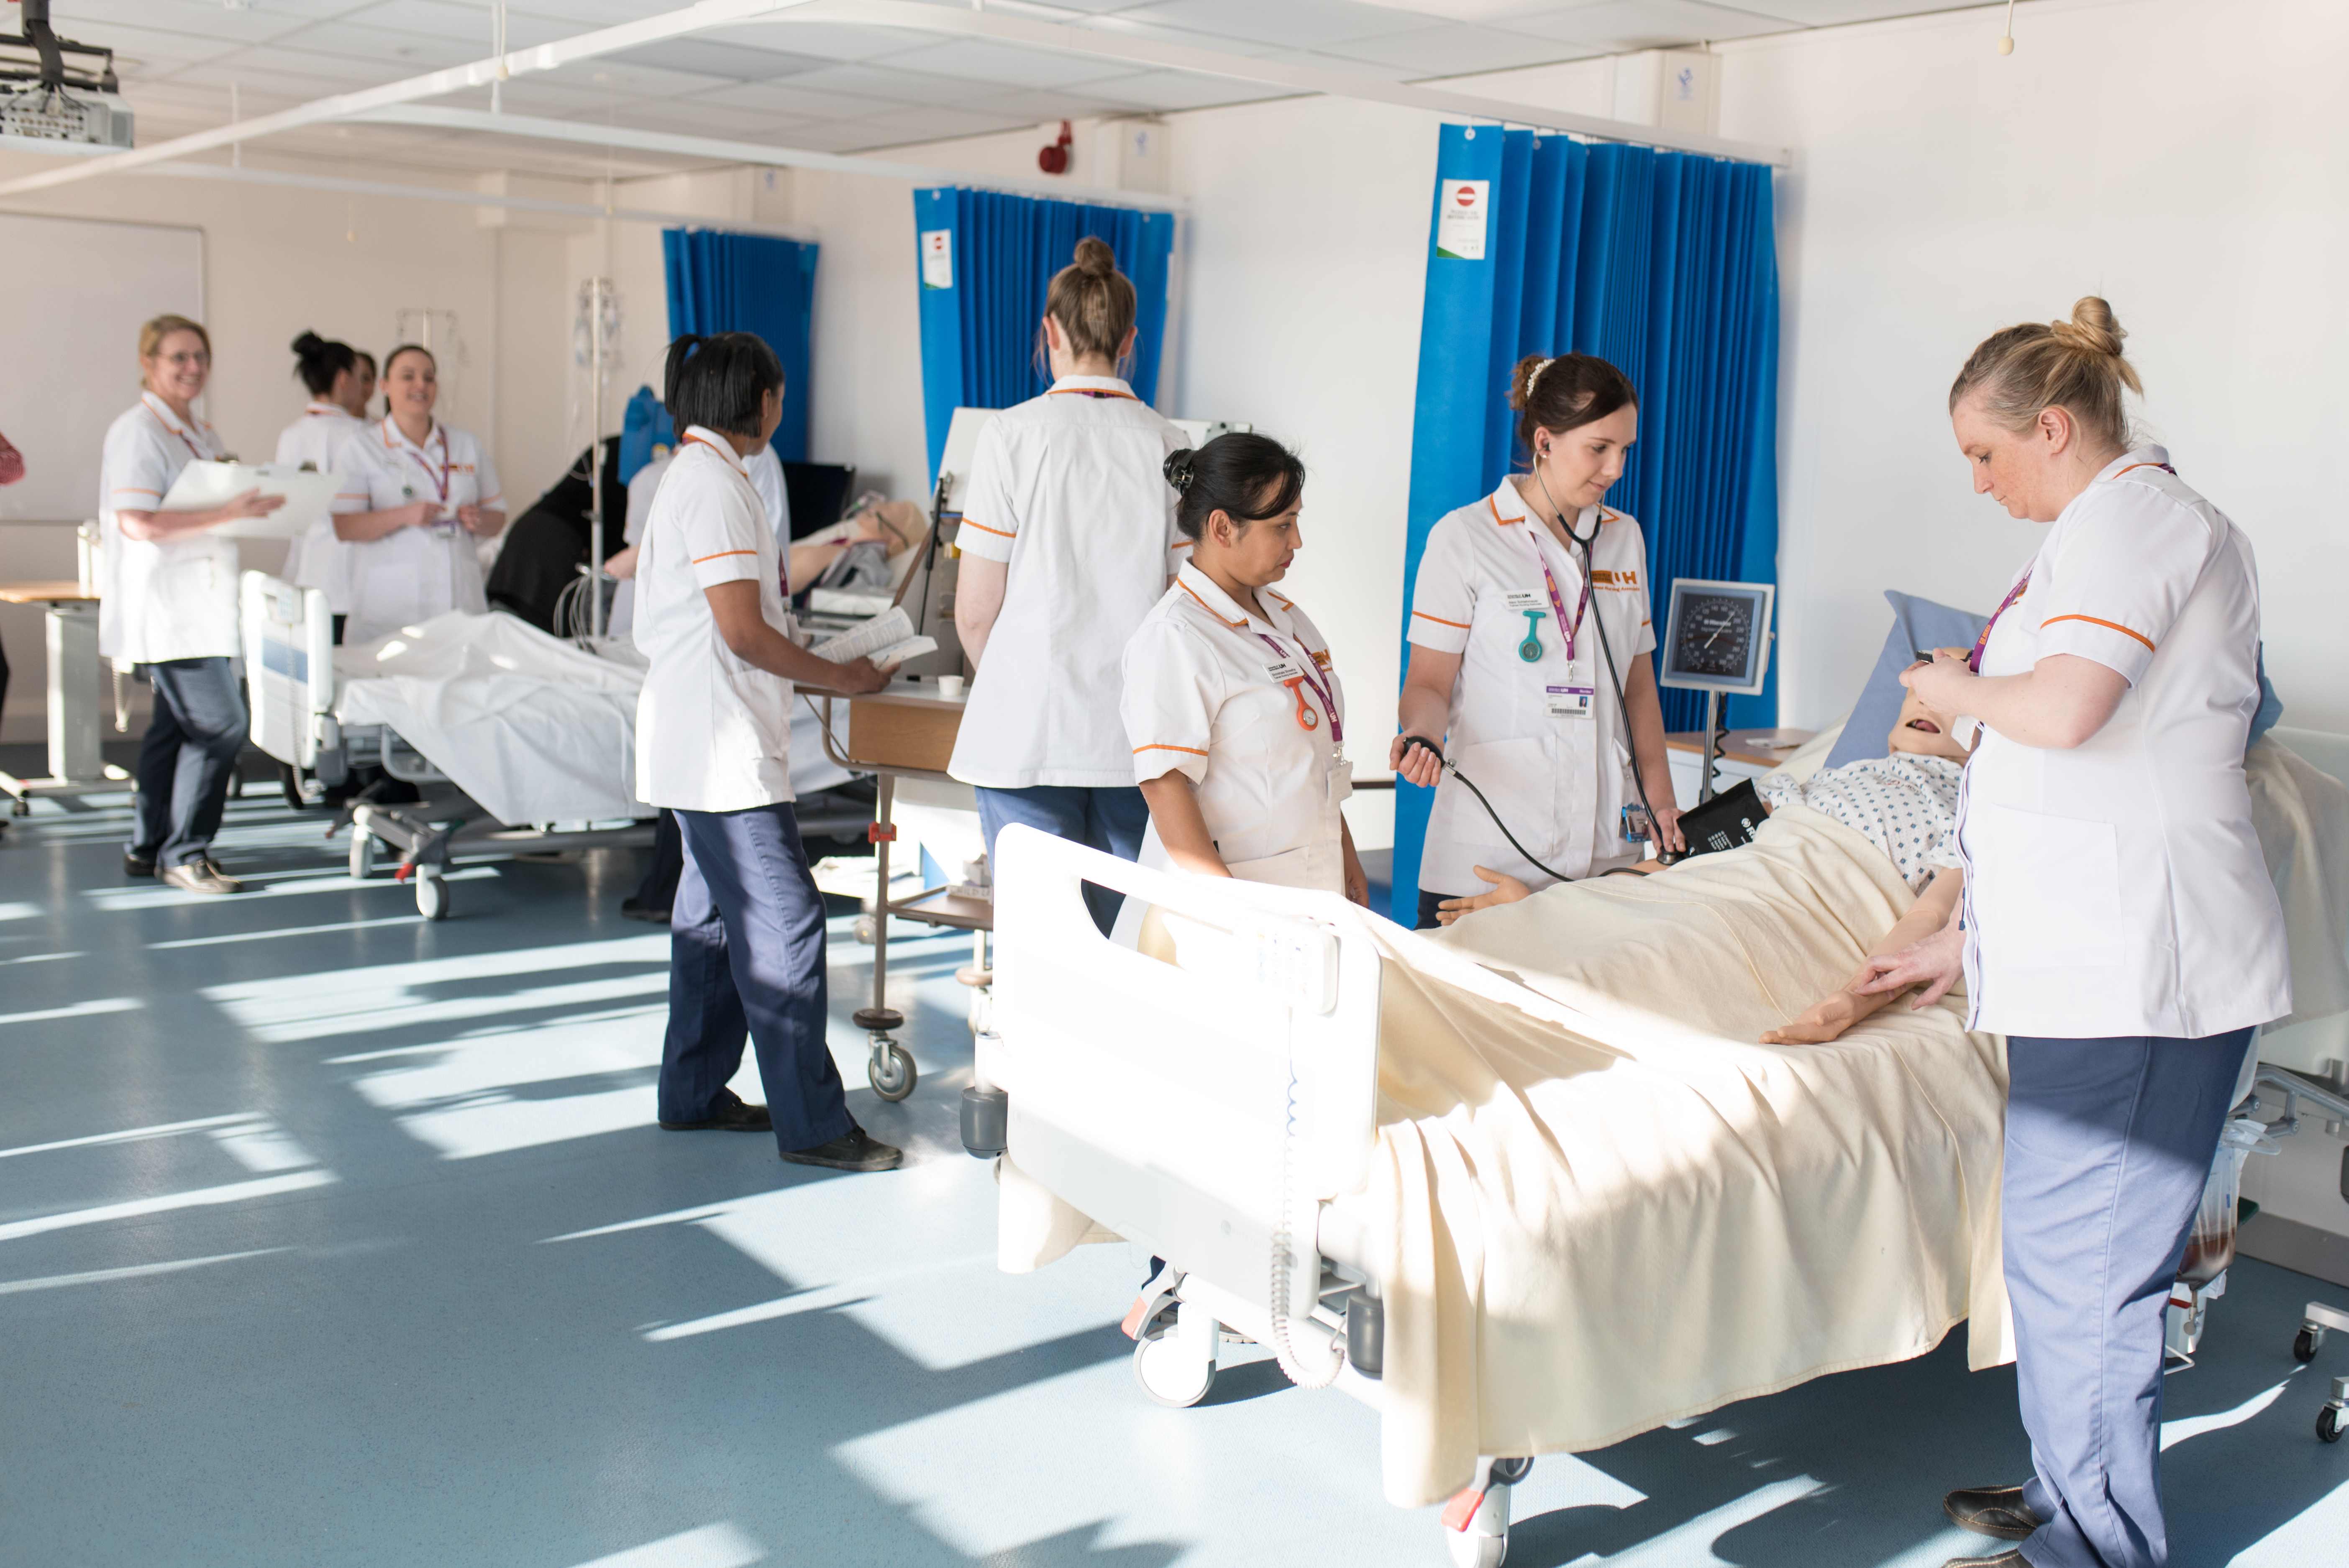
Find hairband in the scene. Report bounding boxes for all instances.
[1165,450,1196,492]
[1529,356,1556,389]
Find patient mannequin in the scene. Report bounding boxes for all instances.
[1434,683,1976,1045]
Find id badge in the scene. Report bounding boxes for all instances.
[1545,683,1595,719]
[1264,658,1305,683]
[1501,590,1544,615]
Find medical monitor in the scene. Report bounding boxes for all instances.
[1658,578,1775,696]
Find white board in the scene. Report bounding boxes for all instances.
[0,212,204,523]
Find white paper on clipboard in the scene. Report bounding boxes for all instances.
[159,462,343,538]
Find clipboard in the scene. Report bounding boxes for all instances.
[159,461,344,539]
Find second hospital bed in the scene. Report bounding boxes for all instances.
[969,732,2349,1566]
[239,573,866,919]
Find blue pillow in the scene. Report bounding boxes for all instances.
[1822,591,1989,769]
[2251,644,2283,746]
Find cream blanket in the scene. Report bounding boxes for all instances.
[1002,804,2010,1508]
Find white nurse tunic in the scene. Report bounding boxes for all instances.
[97,392,236,665]
[1121,563,1350,894]
[948,375,1189,790]
[341,415,503,646]
[273,401,366,612]
[1407,477,1656,895]
[1955,446,2290,1039]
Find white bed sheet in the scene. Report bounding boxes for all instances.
[333,612,850,825]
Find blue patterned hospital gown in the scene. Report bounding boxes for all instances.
[1758,754,1965,892]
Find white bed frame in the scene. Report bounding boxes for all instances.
[972,825,1532,1567]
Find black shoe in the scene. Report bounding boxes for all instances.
[1941,1552,2026,1568]
[657,1093,771,1132]
[1944,1486,2043,1542]
[779,1126,902,1171]
[125,852,156,878]
[620,896,671,924]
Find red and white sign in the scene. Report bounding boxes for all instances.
[1435,178,1489,261]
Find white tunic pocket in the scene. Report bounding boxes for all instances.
[1430,735,1551,852]
[1977,802,2125,969]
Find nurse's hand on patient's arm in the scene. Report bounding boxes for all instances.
[1436,866,1529,925]
[1137,774,1230,879]
[703,579,886,694]
[1765,870,1965,1043]
[115,487,285,542]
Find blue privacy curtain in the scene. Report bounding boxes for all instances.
[1391,125,1780,922]
[914,187,1176,484]
[662,228,819,463]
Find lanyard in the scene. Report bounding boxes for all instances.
[399,423,451,505]
[1254,630,1342,743]
[1523,527,1591,662]
[1969,461,2178,673]
[143,395,211,462]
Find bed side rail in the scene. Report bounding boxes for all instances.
[239,571,335,770]
[989,825,1382,1302]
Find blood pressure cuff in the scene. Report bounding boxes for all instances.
[1676,777,1765,859]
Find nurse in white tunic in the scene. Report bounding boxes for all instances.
[1394,353,1684,928]
[274,331,374,639]
[336,345,505,646]
[100,314,286,893]
[1122,434,1367,904]
[1865,300,2288,1568]
[950,236,1189,930]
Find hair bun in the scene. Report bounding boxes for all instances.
[292,330,325,357]
[1163,447,1196,492]
[2051,296,2126,360]
[1073,235,1117,276]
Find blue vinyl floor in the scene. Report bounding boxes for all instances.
[4,757,2349,1567]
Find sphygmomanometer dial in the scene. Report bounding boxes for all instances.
[1673,593,1755,681]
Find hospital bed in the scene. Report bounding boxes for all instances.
[238,573,867,920]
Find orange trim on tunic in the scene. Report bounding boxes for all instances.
[1134,742,1210,756]
[1411,609,1470,629]
[2042,613,2155,652]
[959,518,1016,540]
[1048,387,1139,401]
[1176,579,1248,628]
[691,549,758,565]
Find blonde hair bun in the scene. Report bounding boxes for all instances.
[1949,296,2142,448]
[1073,235,1117,276]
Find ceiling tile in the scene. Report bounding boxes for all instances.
[697,79,907,120]
[761,61,983,105]
[1498,1,1800,50]
[551,60,748,99]
[575,100,815,139]
[958,87,1148,120]
[42,0,335,46]
[840,105,1035,144]
[1246,46,1426,82]
[1319,22,1604,75]
[700,20,941,64]
[1725,0,1957,21]
[864,38,1148,90]
[1055,69,1287,112]
[601,38,836,82]
[263,21,483,70]
[1116,0,1440,50]
[31,20,247,74]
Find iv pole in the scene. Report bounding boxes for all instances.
[579,278,616,641]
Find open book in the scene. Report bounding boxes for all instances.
[809,606,935,671]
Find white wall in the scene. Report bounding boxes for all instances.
[1715,0,2349,732]
[0,153,581,741]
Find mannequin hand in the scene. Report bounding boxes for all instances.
[1435,865,1529,925]
[1760,989,1868,1045]
[1856,921,1965,1008]
[1389,734,1445,788]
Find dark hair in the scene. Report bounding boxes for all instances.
[664,333,784,441]
[1041,235,1137,367]
[1507,353,1637,461]
[1163,433,1304,542]
[383,343,435,378]
[290,331,358,397]
[354,348,378,374]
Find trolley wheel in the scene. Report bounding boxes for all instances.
[2296,1329,2324,1364]
[868,1042,916,1102]
[349,831,377,880]
[277,762,309,811]
[853,914,879,945]
[415,873,451,922]
[1445,1534,1506,1568]
[10,797,28,817]
[2319,1406,2344,1444]
[1132,1323,1217,1408]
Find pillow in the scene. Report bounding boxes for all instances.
[1822,591,1989,770]
[2251,644,2283,747]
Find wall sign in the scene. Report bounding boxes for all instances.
[1435,178,1488,261]
[921,228,953,290]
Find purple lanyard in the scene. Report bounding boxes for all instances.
[1526,530,1591,660]
[1966,462,2177,674]
[1256,630,1342,744]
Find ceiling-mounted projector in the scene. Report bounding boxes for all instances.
[1,1,134,149]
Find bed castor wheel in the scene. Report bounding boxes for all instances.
[853,915,878,944]
[2297,1327,2323,1363]
[415,869,450,922]
[1443,1458,1530,1568]
[1133,1303,1218,1408]
[868,1040,915,1102]
[349,831,377,880]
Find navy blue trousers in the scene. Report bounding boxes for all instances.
[974,784,1148,936]
[131,656,247,869]
[2005,1027,2254,1568]
[661,803,852,1154]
